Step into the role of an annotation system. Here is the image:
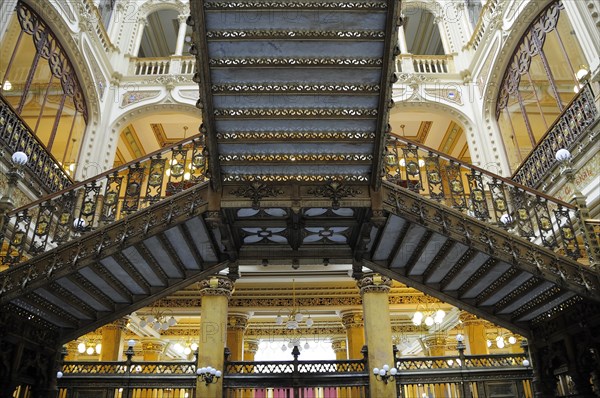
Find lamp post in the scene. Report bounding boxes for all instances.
[555,148,599,267]
[0,151,28,216]
[456,334,470,398]
[124,340,135,398]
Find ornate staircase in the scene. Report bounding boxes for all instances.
[0,0,598,355]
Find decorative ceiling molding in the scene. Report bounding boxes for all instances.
[121,124,144,158]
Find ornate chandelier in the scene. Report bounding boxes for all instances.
[275,279,313,330]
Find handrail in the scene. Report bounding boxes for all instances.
[396,353,528,370]
[384,134,582,260]
[0,94,73,193]
[0,133,207,266]
[81,0,117,53]
[511,82,598,188]
[463,0,500,52]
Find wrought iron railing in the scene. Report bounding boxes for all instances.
[0,94,73,194]
[396,353,528,370]
[512,82,598,188]
[0,134,207,266]
[62,360,197,375]
[395,352,533,398]
[383,135,582,260]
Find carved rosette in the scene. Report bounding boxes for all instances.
[341,310,364,329]
[199,276,234,298]
[228,313,249,331]
[357,273,392,295]
[331,338,347,353]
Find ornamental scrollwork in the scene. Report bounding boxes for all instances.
[204,1,388,10]
[307,181,363,210]
[209,57,383,67]
[229,183,284,210]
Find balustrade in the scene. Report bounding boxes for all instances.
[464,0,500,52]
[512,83,598,189]
[394,54,454,74]
[0,94,73,194]
[130,56,196,76]
[0,134,207,266]
[383,135,583,260]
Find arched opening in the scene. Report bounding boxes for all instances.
[402,7,444,55]
[0,1,88,176]
[495,1,588,171]
[138,9,190,58]
[114,111,202,167]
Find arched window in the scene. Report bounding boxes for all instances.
[495,1,587,171]
[0,1,88,174]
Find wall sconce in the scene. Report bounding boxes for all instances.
[196,366,222,385]
[372,364,397,384]
[522,359,531,368]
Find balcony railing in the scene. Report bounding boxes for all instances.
[129,56,197,76]
[81,0,117,53]
[383,135,582,260]
[56,352,532,398]
[0,94,73,194]
[395,54,455,74]
[512,82,598,189]
[396,352,532,398]
[0,134,207,266]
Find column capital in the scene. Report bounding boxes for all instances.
[357,273,392,295]
[422,334,447,351]
[141,339,167,354]
[227,313,249,331]
[331,338,347,354]
[104,318,128,331]
[459,311,484,325]
[340,310,364,329]
[199,275,234,298]
[244,339,259,354]
[178,14,188,24]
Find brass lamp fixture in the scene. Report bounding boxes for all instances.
[196,366,222,385]
[275,279,313,330]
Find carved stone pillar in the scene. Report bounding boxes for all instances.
[174,14,188,56]
[196,275,233,398]
[331,338,348,360]
[100,319,127,361]
[459,312,488,355]
[141,339,166,361]
[341,310,365,359]
[227,313,249,361]
[358,273,395,398]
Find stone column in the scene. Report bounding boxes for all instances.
[133,18,148,57]
[358,274,395,398]
[141,339,166,361]
[174,14,188,56]
[341,310,365,359]
[332,338,348,360]
[100,319,127,361]
[397,25,408,54]
[196,276,233,398]
[227,313,249,361]
[422,335,448,398]
[459,312,488,355]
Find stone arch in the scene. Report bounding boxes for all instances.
[138,0,188,18]
[391,98,501,172]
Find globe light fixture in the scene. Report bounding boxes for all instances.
[372,364,398,384]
